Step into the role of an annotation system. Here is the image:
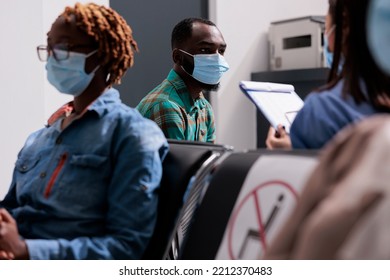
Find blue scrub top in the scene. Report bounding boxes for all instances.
[290,79,381,149]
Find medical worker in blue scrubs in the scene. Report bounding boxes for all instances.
[264,0,390,259]
[266,0,390,150]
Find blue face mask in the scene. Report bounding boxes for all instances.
[46,49,99,96]
[324,34,334,69]
[179,49,229,85]
[367,0,390,75]
[324,25,336,68]
[324,25,344,73]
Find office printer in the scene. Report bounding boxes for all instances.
[269,16,325,71]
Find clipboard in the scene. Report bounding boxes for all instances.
[240,81,304,134]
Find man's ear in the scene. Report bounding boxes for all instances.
[172,48,182,65]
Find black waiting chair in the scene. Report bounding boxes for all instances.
[162,143,232,260]
[142,140,233,259]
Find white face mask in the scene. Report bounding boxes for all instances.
[46,49,99,96]
[179,49,229,85]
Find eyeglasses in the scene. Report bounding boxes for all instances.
[36,43,97,62]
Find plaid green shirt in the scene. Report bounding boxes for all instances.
[136,70,216,143]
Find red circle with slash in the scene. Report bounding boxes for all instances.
[227,180,298,260]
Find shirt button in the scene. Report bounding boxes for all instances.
[40,172,46,178]
[21,165,28,171]
[56,137,62,144]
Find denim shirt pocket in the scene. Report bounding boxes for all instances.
[15,155,41,174]
[14,155,41,195]
[56,154,110,208]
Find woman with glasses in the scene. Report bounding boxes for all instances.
[0,3,168,259]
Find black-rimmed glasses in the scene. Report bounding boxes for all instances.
[37,43,97,62]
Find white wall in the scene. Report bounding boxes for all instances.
[210,0,328,151]
[0,0,108,199]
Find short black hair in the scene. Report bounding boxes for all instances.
[171,17,216,49]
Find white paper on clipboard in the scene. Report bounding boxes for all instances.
[240,81,304,134]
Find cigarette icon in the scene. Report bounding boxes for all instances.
[238,193,285,259]
[264,193,284,233]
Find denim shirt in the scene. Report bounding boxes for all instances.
[0,88,168,259]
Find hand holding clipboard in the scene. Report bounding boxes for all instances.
[239,81,304,134]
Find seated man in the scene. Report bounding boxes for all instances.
[136,18,229,143]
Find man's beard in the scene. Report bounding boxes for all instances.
[200,82,220,91]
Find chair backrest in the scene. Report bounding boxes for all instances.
[142,140,232,259]
[163,149,231,259]
[178,149,318,260]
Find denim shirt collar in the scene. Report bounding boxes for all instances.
[47,88,121,126]
[88,87,121,117]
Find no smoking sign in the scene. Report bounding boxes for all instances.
[227,180,298,260]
